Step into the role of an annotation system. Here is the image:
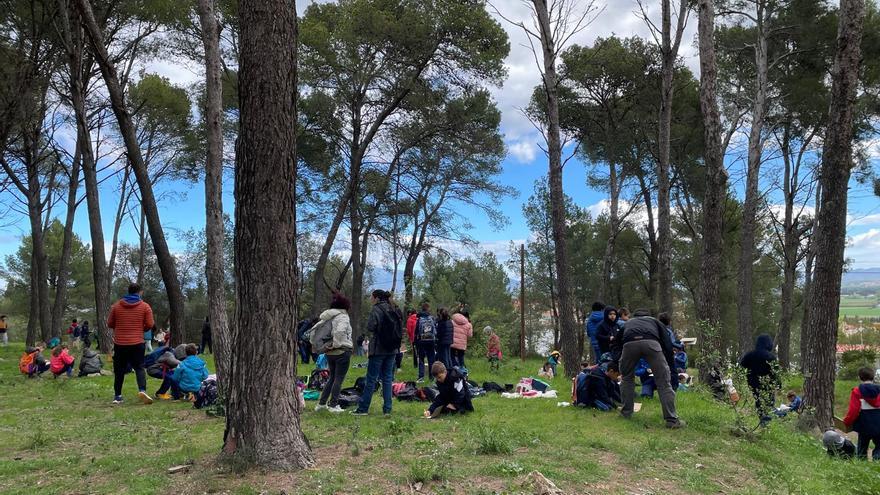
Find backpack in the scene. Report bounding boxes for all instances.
[375,305,403,351]
[308,317,335,355]
[19,351,37,375]
[482,381,504,393]
[417,315,437,342]
[572,371,590,406]
[194,377,219,409]
[307,368,330,390]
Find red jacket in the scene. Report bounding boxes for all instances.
[406,314,417,344]
[843,382,880,436]
[107,298,154,346]
[50,348,75,373]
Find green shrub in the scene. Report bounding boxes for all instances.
[473,425,513,455]
[839,349,877,380]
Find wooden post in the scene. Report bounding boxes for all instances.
[520,243,526,361]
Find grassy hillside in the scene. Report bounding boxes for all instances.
[0,343,878,495]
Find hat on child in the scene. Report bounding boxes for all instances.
[822,429,846,449]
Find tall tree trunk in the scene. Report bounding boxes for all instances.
[350,204,364,340]
[657,0,675,315]
[800,182,819,373]
[77,0,186,344]
[533,0,578,377]
[696,0,727,383]
[51,146,82,337]
[737,3,769,357]
[223,0,313,469]
[136,206,147,286]
[24,127,52,342]
[637,173,659,305]
[108,164,131,281]
[27,254,39,346]
[197,0,231,402]
[599,163,619,302]
[802,0,865,430]
[777,127,796,370]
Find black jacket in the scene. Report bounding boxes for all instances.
[596,306,617,356]
[429,368,473,414]
[585,365,620,407]
[367,301,402,356]
[739,334,779,392]
[78,349,103,375]
[436,318,453,346]
[202,321,212,339]
[610,316,674,371]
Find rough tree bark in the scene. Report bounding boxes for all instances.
[76,0,186,344]
[599,162,620,302]
[696,0,727,382]
[51,145,82,337]
[802,0,865,430]
[532,0,578,377]
[800,181,820,373]
[737,1,771,357]
[656,0,688,314]
[196,0,231,401]
[223,0,314,469]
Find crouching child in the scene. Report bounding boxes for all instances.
[425,362,473,418]
[20,346,50,377]
[170,344,209,401]
[50,345,75,377]
[823,429,856,459]
[78,348,104,377]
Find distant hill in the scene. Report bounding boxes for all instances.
[842,268,880,291]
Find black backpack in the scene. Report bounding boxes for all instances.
[375,304,403,351]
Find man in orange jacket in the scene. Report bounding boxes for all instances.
[107,283,155,405]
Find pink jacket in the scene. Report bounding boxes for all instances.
[49,349,75,373]
[451,313,473,351]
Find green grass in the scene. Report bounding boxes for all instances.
[0,342,879,494]
[840,306,880,318]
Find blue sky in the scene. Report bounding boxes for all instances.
[1,0,878,277]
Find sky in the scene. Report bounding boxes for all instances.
[1,0,878,285]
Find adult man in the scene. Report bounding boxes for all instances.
[107,283,155,405]
[611,308,685,428]
[352,290,402,416]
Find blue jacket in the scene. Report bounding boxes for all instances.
[674,350,688,372]
[172,356,209,393]
[585,311,604,347]
[635,358,651,379]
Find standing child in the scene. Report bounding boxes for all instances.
[67,319,79,345]
[547,350,561,377]
[0,315,8,346]
[50,345,76,377]
[843,367,880,460]
[485,326,501,371]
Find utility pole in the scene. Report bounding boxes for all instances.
[520,243,526,361]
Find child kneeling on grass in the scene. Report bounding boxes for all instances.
[424,362,473,418]
[843,367,880,460]
[50,345,75,377]
[78,348,104,377]
[20,346,50,377]
[170,344,209,400]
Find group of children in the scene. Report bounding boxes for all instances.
[20,344,89,378]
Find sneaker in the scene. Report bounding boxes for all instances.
[112,396,124,405]
[383,412,391,418]
[350,410,368,416]
[666,420,687,429]
[327,406,345,413]
[156,393,172,400]
[416,378,425,383]
[315,404,329,412]
[138,391,154,405]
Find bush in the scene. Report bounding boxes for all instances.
[839,349,877,380]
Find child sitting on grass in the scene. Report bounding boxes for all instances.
[170,344,209,400]
[538,362,555,380]
[49,345,75,377]
[843,367,880,460]
[425,362,473,418]
[78,348,104,377]
[774,391,803,418]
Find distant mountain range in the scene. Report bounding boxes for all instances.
[842,268,880,289]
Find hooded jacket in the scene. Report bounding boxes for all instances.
[107,294,154,346]
[610,316,675,373]
[451,313,473,351]
[585,310,604,349]
[739,334,779,392]
[79,348,103,375]
[172,355,209,393]
[406,313,417,344]
[844,382,880,437]
[436,317,454,346]
[487,332,501,357]
[50,348,75,373]
[596,307,618,355]
[317,308,353,355]
[366,300,402,356]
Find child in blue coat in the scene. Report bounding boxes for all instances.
[171,344,209,400]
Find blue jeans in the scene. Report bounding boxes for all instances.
[436,344,452,370]
[417,342,436,379]
[356,354,395,414]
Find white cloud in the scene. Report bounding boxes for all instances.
[847,229,880,267]
[509,140,538,163]
[849,213,880,227]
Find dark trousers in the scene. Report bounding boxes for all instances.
[200,335,212,354]
[395,352,403,370]
[298,342,311,364]
[619,339,678,424]
[417,342,436,379]
[857,434,880,460]
[451,348,466,368]
[319,351,351,407]
[436,344,452,370]
[157,376,173,395]
[52,363,74,377]
[113,343,147,397]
